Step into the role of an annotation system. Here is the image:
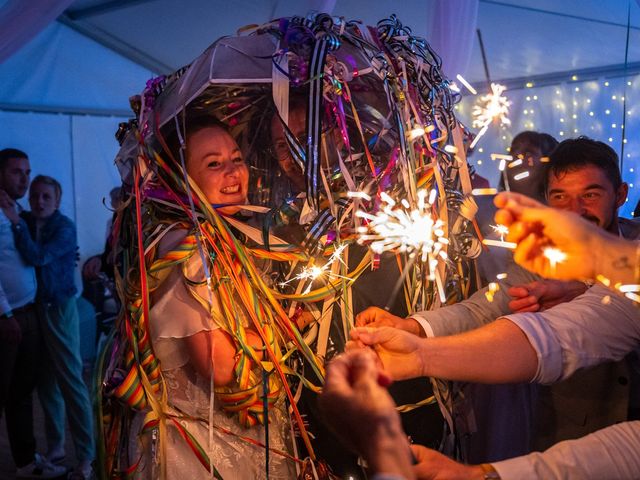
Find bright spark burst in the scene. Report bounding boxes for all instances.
[543,247,567,270]
[356,189,448,280]
[491,224,509,241]
[472,83,512,129]
[280,244,349,294]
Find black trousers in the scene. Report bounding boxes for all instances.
[0,304,41,467]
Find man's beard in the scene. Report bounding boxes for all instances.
[582,206,618,233]
[581,214,600,226]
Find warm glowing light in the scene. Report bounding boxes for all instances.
[509,159,523,168]
[482,239,516,249]
[485,282,500,302]
[490,154,512,161]
[408,127,425,140]
[357,189,448,280]
[348,191,372,201]
[543,247,567,270]
[472,188,498,196]
[472,83,511,129]
[491,224,509,241]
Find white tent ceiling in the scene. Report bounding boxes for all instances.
[60,0,640,87]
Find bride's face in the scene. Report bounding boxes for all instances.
[186,126,249,215]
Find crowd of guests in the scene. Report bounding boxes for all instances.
[0,118,639,480]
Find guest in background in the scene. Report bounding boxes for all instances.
[2,175,95,480]
[0,150,66,478]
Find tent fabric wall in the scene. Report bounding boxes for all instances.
[0,0,73,64]
[0,21,155,112]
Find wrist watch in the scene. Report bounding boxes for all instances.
[480,464,501,479]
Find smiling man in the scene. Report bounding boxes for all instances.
[545,137,628,234]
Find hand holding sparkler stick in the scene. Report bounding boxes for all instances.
[494,192,638,287]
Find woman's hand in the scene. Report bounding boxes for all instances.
[347,327,428,381]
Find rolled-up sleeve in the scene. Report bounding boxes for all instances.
[492,421,640,479]
[503,285,640,384]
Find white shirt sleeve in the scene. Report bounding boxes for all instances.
[492,421,640,479]
[503,285,640,384]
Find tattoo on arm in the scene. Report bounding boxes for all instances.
[613,255,634,271]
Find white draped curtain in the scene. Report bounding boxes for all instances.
[0,0,75,63]
[426,0,479,79]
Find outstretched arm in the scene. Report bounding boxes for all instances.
[350,319,537,384]
[495,192,638,286]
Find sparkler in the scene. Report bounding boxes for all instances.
[469,83,511,149]
[472,188,498,196]
[456,74,478,95]
[491,224,509,241]
[472,83,512,129]
[356,189,448,281]
[543,247,567,271]
[280,244,350,294]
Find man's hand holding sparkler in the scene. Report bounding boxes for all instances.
[494,192,619,282]
[347,327,429,381]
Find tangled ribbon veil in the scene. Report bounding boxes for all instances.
[99,13,484,479]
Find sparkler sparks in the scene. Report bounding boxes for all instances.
[472,83,512,129]
[491,224,509,241]
[280,244,350,294]
[543,247,567,270]
[485,282,500,302]
[514,171,530,181]
[356,189,448,280]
